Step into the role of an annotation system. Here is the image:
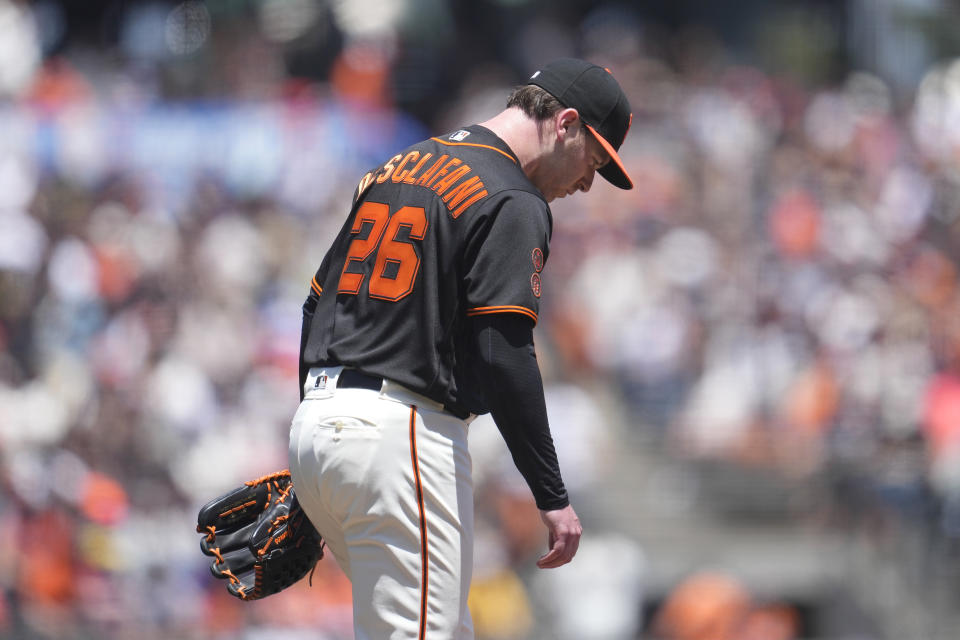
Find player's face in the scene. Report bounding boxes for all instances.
[541,122,610,203]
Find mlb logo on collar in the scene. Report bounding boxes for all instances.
[449,130,471,141]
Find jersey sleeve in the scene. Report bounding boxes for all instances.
[471,314,568,510]
[461,191,551,325]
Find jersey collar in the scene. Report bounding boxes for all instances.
[453,125,521,166]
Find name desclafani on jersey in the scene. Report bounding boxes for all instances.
[356,151,489,219]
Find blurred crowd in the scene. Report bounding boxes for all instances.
[2,0,960,638]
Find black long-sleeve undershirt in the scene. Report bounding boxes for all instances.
[470,314,569,511]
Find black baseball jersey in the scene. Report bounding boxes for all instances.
[301,125,552,416]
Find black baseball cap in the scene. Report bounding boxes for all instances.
[527,58,634,190]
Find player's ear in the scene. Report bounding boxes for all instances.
[555,108,580,141]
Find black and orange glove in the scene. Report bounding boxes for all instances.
[196,469,324,601]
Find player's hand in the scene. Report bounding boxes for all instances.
[536,504,582,569]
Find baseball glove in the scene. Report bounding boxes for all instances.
[196,469,324,601]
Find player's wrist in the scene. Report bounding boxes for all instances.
[535,494,570,512]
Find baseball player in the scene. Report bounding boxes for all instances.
[289,58,633,639]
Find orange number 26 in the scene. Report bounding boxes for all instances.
[337,202,428,302]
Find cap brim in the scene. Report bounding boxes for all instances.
[584,123,633,190]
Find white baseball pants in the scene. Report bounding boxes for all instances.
[289,367,474,640]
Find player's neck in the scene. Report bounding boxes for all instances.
[479,108,546,182]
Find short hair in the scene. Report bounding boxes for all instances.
[505,84,564,121]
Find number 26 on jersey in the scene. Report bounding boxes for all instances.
[337,202,428,302]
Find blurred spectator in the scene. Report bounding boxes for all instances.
[649,572,800,640]
[650,572,752,640]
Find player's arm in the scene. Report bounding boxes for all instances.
[470,313,582,568]
[299,186,376,397]
[299,232,343,398]
[299,288,320,400]
[299,257,330,399]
